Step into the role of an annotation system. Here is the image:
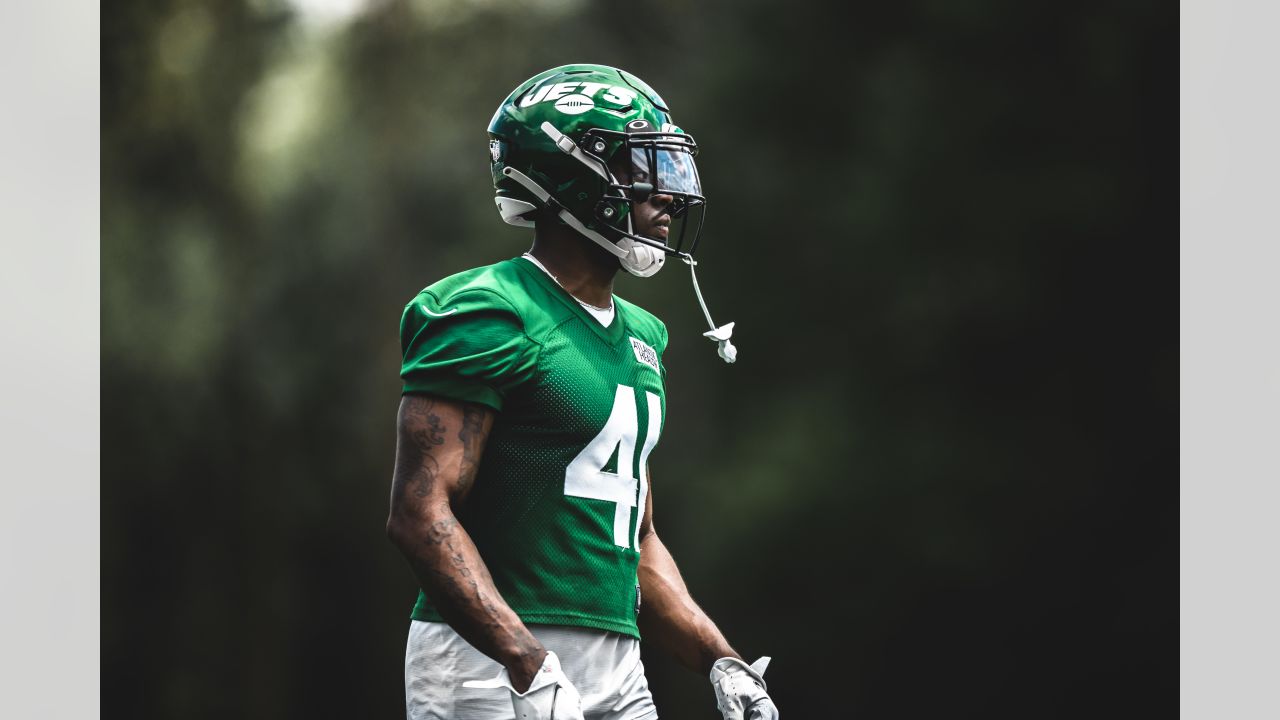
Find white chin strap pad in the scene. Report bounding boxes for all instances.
[499,165,664,278]
[619,240,665,278]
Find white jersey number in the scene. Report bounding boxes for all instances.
[564,384,661,550]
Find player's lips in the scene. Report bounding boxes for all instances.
[637,209,670,239]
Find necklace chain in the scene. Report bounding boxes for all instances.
[522,253,614,311]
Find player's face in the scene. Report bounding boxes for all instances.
[631,189,673,242]
[609,154,673,243]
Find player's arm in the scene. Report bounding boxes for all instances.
[636,475,740,672]
[385,393,546,692]
[638,472,779,719]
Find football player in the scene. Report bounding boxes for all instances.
[386,64,778,720]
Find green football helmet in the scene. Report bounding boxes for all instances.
[488,63,706,278]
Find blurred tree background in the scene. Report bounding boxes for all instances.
[102,0,1175,717]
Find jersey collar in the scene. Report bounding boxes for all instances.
[511,256,628,346]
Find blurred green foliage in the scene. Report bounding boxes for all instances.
[104,1,1175,717]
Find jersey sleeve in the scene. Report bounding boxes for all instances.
[399,289,538,411]
[656,318,669,384]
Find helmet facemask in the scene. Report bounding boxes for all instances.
[582,121,707,261]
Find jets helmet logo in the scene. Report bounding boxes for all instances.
[554,94,595,115]
[519,81,638,116]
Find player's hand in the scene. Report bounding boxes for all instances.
[709,656,779,720]
[463,650,585,720]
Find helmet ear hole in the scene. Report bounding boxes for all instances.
[595,199,625,222]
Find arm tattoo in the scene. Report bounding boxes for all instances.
[457,405,487,494]
[401,398,448,498]
[416,518,505,627]
[424,517,458,545]
[392,397,541,675]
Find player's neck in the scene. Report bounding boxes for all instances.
[529,226,619,308]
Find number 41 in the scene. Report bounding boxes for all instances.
[563,384,661,551]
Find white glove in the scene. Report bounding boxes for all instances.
[710,656,779,720]
[462,650,585,720]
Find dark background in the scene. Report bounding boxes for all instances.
[102,1,1176,717]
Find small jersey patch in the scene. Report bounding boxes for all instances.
[630,337,660,374]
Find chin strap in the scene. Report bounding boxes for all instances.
[683,256,737,364]
[500,166,628,260]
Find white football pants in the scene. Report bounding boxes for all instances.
[405,620,658,720]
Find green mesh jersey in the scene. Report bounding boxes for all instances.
[399,256,667,639]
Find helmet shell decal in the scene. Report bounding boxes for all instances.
[554,94,595,115]
[517,81,638,112]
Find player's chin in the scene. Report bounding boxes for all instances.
[641,225,669,242]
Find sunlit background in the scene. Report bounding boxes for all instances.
[103,1,1176,717]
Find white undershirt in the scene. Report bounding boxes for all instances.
[521,253,616,327]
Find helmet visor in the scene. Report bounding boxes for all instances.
[630,146,702,197]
